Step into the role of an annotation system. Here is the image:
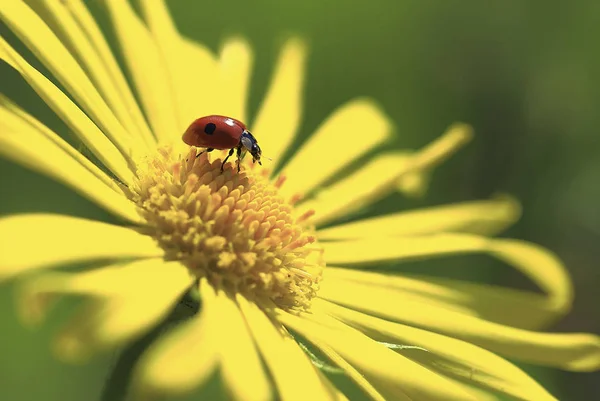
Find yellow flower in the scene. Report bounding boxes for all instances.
[0,1,598,400]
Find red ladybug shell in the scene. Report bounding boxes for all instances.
[182,115,246,149]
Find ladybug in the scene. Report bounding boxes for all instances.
[182,115,262,172]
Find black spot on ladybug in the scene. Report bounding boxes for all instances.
[204,123,216,135]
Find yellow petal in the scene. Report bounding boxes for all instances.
[51,260,193,363]
[138,0,220,134]
[322,233,488,265]
[217,38,253,122]
[325,267,562,330]
[314,369,350,401]
[297,127,476,227]
[176,38,221,128]
[215,291,271,401]
[0,109,142,223]
[0,214,162,279]
[62,0,156,145]
[304,340,389,401]
[0,94,118,191]
[442,380,500,401]
[133,279,219,396]
[26,0,155,148]
[317,195,521,240]
[276,310,475,401]
[0,37,135,185]
[322,234,572,318]
[279,99,393,199]
[396,123,473,197]
[296,152,413,226]
[252,38,307,166]
[326,384,350,401]
[489,239,572,309]
[318,275,600,371]
[137,0,184,130]
[19,258,190,325]
[237,295,333,401]
[323,267,488,317]
[318,299,558,401]
[0,1,141,161]
[413,274,564,329]
[104,0,179,143]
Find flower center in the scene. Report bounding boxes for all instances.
[130,146,324,311]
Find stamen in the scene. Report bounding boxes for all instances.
[282,236,315,252]
[288,267,314,280]
[296,209,316,224]
[289,193,303,205]
[274,174,287,189]
[130,145,325,311]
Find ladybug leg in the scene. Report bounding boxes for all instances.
[236,146,243,172]
[221,148,235,172]
[195,147,214,158]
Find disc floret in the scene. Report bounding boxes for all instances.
[130,147,324,310]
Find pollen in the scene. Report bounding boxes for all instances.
[129,147,324,310]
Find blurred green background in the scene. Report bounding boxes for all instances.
[1,0,599,400]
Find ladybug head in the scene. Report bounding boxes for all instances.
[240,131,262,165]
